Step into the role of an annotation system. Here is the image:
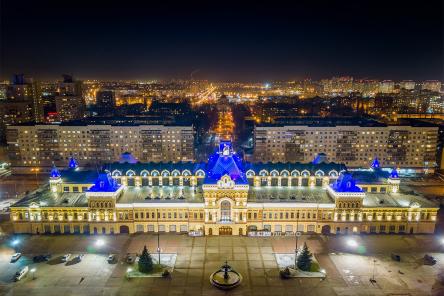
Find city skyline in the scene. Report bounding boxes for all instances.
[1,0,443,81]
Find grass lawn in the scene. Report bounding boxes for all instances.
[309,261,320,272]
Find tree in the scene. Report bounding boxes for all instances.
[296,242,312,271]
[138,245,154,273]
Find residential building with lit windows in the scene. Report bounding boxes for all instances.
[10,142,438,236]
[253,121,438,172]
[6,123,195,173]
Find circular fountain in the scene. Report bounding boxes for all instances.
[210,261,242,290]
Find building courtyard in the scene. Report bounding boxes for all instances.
[0,233,443,296]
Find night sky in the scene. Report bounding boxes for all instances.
[1,0,443,81]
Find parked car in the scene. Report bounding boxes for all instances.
[14,266,29,281]
[107,254,116,263]
[10,253,22,262]
[391,253,401,262]
[424,254,437,265]
[61,253,71,262]
[33,254,51,263]
[76,254,84,261]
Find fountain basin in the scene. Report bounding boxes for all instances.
[210,262,242,290]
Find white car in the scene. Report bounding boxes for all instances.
[107,254,116,263]
[10,253,21,262]
[61,253,71,262]
[14,266,28,281]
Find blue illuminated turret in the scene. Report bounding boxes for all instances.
[68,157,78,169]
[390,167,399,179]
[331,172,362,193]
[88,171,120,192]
[371,157,380,169]
[50,164,61,178]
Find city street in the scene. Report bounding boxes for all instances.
[0,234,443,296]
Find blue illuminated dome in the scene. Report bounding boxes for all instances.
[204,141,248,184]
[119,152,138,164]
[371,157,380,169]
[68,157,78,169]
[390,167,399,179]
[50,164,61,178]
[88,171,120,192]
[332,172,362,192]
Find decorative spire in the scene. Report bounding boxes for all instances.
[390,167,399,179]
[50,163,61,178]
[371,157,380,169]
[68,156,78,169]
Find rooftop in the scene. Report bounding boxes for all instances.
[12,184,437,209]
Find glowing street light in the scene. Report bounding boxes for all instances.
[11,238,20,246]
[95,239,105,247]
[347,238,358,248]
[30,268,36,280]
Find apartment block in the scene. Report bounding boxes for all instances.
[7,123,194,172]
[254,123,438,170]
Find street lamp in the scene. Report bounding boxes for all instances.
[346,238,358,248]
[95,238,105,247]
[156,209,161,265]
[11,238,20,246]
[294,212,300,269]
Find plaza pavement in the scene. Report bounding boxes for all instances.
[0,234,443,296]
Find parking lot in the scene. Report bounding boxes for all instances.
[0,234,443,295]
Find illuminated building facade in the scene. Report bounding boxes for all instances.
[254,123,438,171]
[6,123,195,172]
[10,142,438,236]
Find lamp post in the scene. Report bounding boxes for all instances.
[156,209,160,265]
[295,212,299,269]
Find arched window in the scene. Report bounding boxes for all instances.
[220,201,231,222]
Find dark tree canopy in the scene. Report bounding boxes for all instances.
[138,245,154,273]
[297,242,312,271]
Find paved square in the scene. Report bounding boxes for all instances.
[0,234,443,295]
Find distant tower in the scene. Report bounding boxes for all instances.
[49,163,62,193]
[388,167,400,193]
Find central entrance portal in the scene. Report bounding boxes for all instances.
[220,200,231,222]
[219,226,232,235]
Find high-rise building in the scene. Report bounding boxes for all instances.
[6,123,195,172]
[422,80,442,92]
[96,90,116,107]
[55,75,85,121]
[253,119,438,170]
